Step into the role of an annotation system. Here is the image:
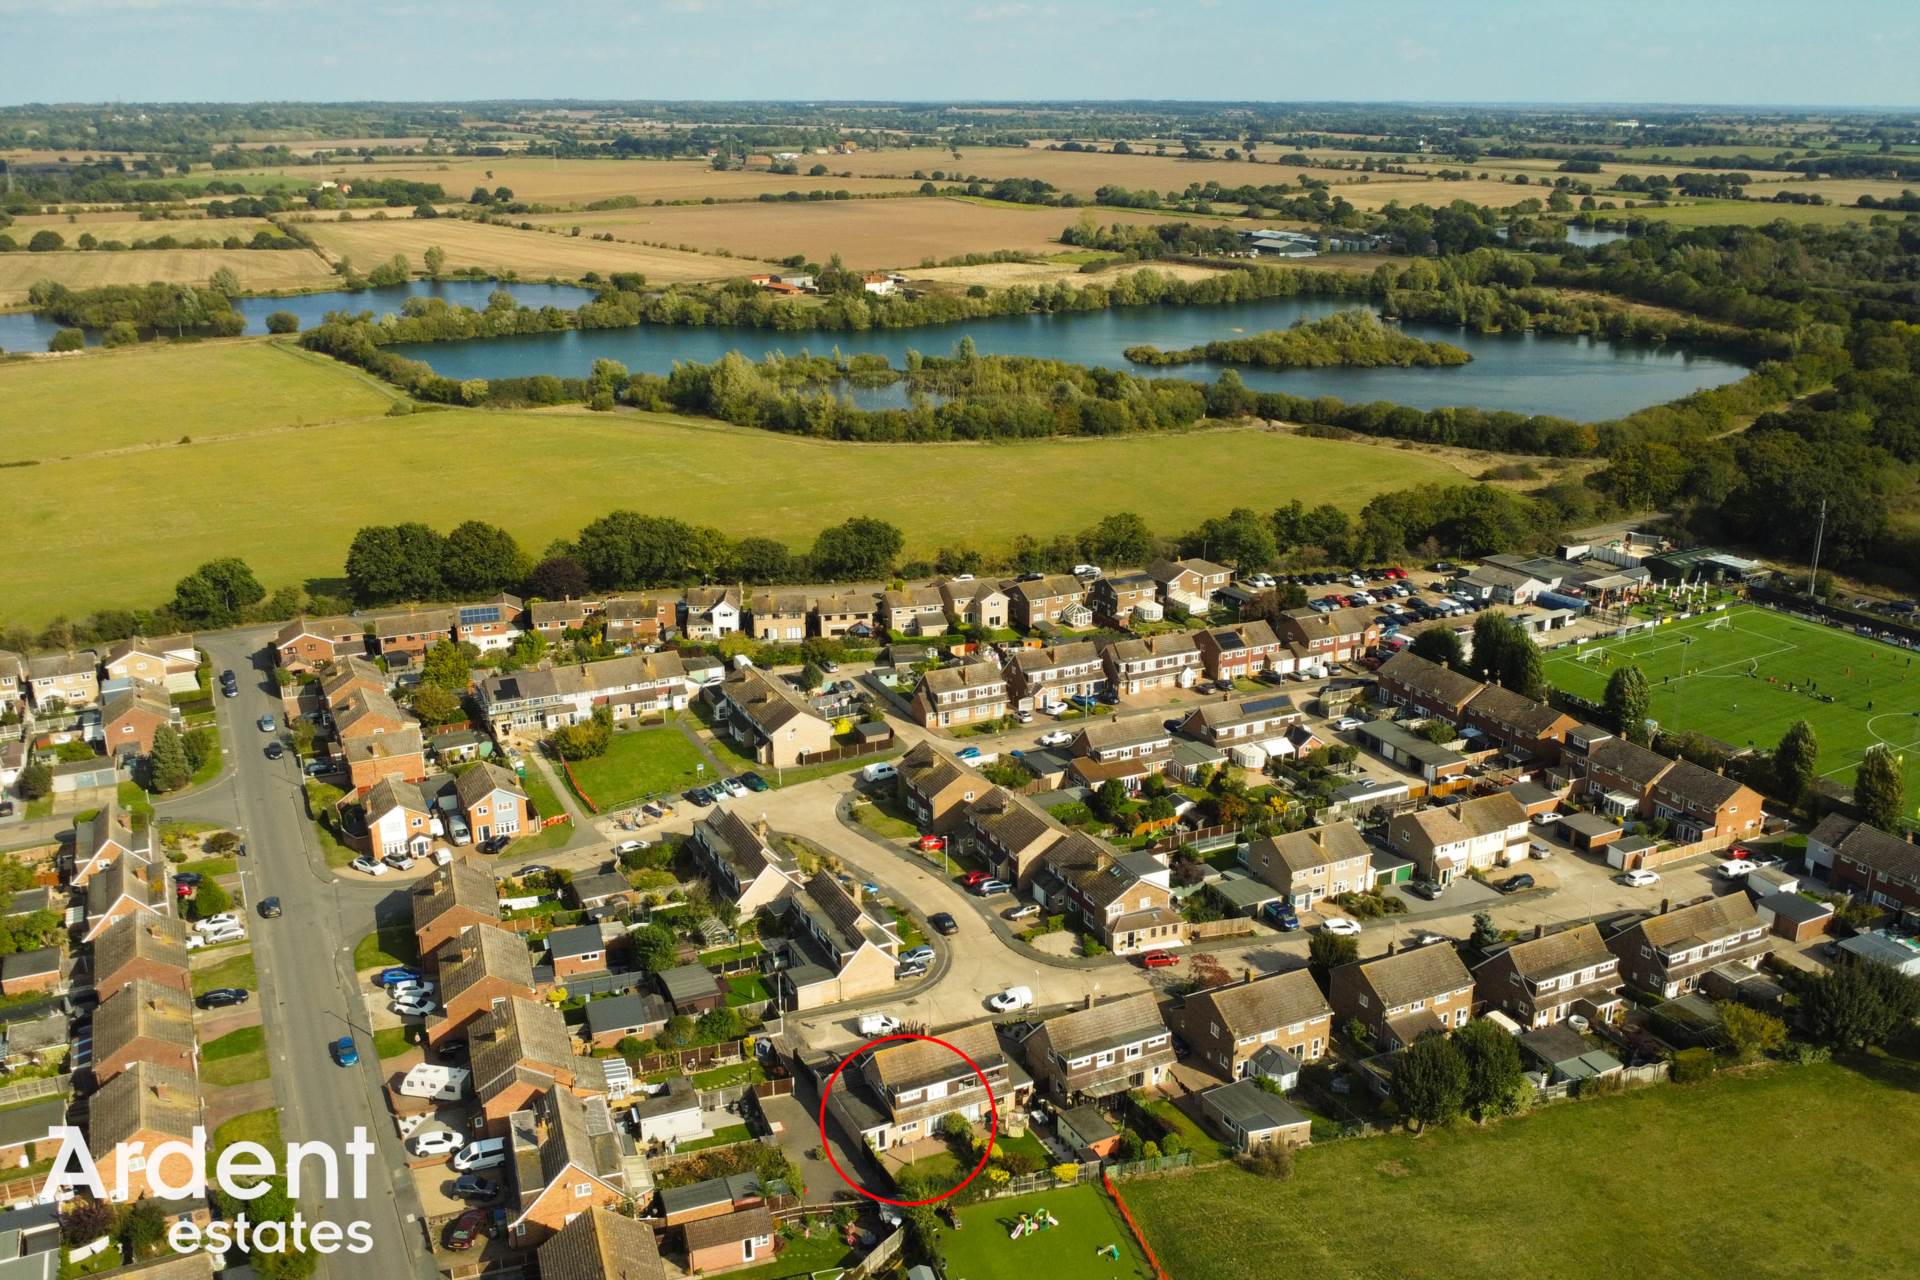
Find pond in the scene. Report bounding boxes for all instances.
[389,294,1748,421]
[1563,226,1630,248]
[0,278,595,352]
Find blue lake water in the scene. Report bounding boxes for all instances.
[390,294,1748,421]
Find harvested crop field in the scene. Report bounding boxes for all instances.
[833,145,1301,197]
[6,214,280,243]
[1331,176,1555,211]
[295,216,766,281]
[0,247,335,304]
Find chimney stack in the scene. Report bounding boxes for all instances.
[1660,897,1671,915]
[1534,923,1545,940]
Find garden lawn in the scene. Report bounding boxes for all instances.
[1126,1050,1920,1280]
[944,1182,1157,1280]
[726,1230,857,1280]
[190,952,256,997]
[508,764,574,852]
[678,1123,753,1152]
[178,855,237,878]
[199,1026,270,1087]
[1139,1097,1230,1164]
[213,1108,282,1152]
[850,797,918,840]
[375,1025,421,1060]
[563,728,709,810]
[353,923,420,971]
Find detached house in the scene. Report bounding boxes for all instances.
[1387,792,1530,884]
[1148,557,1233,611]
[1175,969,1333,1078]
[831,1021,1009,1152]
[909,661,1009,729]
[344,727,427,793]
[1102,632,1202,697]
[1607,896,1768,998]
[1008,575,1089,631]
[767,873,899,1011]
[811,592,876,639]
[1474,924,1623,1029]
[1808,815,1920,916]
[938,578,1008,630]
[1275,606,1381,666]
[1035,842,1184,956]
[363,777,434,861]
[685,1208,778,1276]
[692,809,802,914]
[412,859,506,962]
[274,615,368,671]
[1090,572,1159,626]
[1024,993,1175,1102]
[1194,619,1288,682]
[88,1060,203,1203]
[1243,821,1372,911]
[71,800,152,886]
[683,588,742,639]
[101,634,199,695]
[504,1087,634,1247]
[1175,691,1303,751]
[881,586,949,637]
[710,666,835,769]
[1328,945,1475,1050]
[747,592,810,643]
[895,742,987,834]
[1003,642,1105,712]
[469,997,610,1134]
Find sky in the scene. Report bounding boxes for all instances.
[1,0,1916,108]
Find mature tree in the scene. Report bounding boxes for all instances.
[193,878,232,920]
[48,328,83,352]
[27,230,64,252]
[1187,507,1277,569]
[1391,1033,1468,1131]
[1855,745,1905,831]
[629,924,679,973]
[440,520,524,594]
[1409,627,1466,670]
[524,554,588,600]
[1080,511,1155,567]
[728,537,796,585]
[208,265,243,297]
[264,310,299,334]
[409,682,463,728]
[17,761,52,800]
[423,244,446,279]
[1307,930,1359,979]
[1772,720,1820,810]
[1470,611,1547,699]
[147,725,191,793]
[1245,585,1309,629]
[1091,778,1129,823]
[577,510,727,589]
[182,728,219,776]
[1602,665,1652,744]
[1469,910,1500,950]
[171,558,265,627]
[810,517,903,580]
[345,523,446,604]
[1455,1018,1528,1119]
[1717,1002,1787,1062]
[1299,503,1351,556]
[420,640,472,691]
[1802,958,1920,1049]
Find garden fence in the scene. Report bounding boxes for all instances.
[0,1074,68,1107]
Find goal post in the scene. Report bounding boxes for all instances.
[1705,615,1731,631]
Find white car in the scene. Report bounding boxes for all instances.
[194,913,241,934]
[350,856,391,877]
[1036,730,1073,747]
[612,840,645,855]
[408,1129,464,1158]
[451,1138,507,1172]
[184,933,210,951]
[1321,918,1362,937]
[383,852,415,871]
[1620,869,1661,888]
[391,979,437,1000]
[200,926,246,947]
[1715,860,1754,879]
[1329,717,1363,732]
[391,995,437,1018]
[1006,903,1040,921]
[987,985,1033,1013]
[898,945,935,967]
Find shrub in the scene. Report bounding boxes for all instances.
[1577,1072,1625,1099]
[1050,1163,1080,1182]
[265,311,299,334]
[48,327,84,352]
[1669,1047,1717,1084]
[1235,1146,1295,1179]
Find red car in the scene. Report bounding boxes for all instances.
[444,1208,488,1252]
[1140,950,1180,969]
[917,834,948,852]
[962,869,991,887]
[1730,845,1752,860]
[1384,567,1406,580]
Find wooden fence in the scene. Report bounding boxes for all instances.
[795,733,896,768]
[0,1074,68,1107]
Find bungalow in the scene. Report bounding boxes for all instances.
[274,615,368,671]
[961,788,1061,889]
[83,851,167,944]
[370,609,456,665]
[1387,792,1530,884]
[908,661,1010,729]
[87,1060,204,1203]
[1243,821,1372,911]
[767,873,900,1011]
[469,997,610,1134]
[895,742,987,834]
[1147,558,1234,611]
[710,666,836,769]
[603,595,677,646]
[1328,945,1475,1050]
[685,1207,778,1276]
[811,592,876,639]
[1003,641,1106,712]
[92,913,192,998]
[433,924,537,1047]
[92,979,197,1085]
[747,592,810,643]
[683,588,742,639]
[1194,619,1289,682]
[1275,607,1382,666]
[833,1021,1008,1151]
[477,653,690,735]
[548,924,610,981]
[881,586,949,637]
[1008,575,1089,632]
[1023,993,1175,1102]
[412,859,506,963]
[363,777,435,860]
[71,800,151,886]
[1807,815,1920,916]
[1174,969,1332,1078]
[584,991,671,1051]
[1090,572,1159,626]
[26,650,98,709]
[938,578,1009,630]
[537,1207,666,1280]
[692,809,803,914]
[1374,651,1483,722]
[1102,632,1202,697]
[101,634,199,695]
[1607,896,1769,998]
[452,594,527,652]
[1473,924,1624,1029]
[504,1087,633,1247]
[457,761,532,844]
[343,726,427,793]
[1200,1079,1311,1153]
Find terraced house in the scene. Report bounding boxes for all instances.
[1329,945,1475,1050]
[1473,924,1624,1029]
[1461,682,1580,766]
[371,608,455,666]
[1175,969,1333,1077]
[962,787,1062,889]
[470,996,611,1134]
[477,652,690,734]
[1606,895,1768,998]
[1102,631,1202,696]
[1276,605,1382,666]
[909,659,1009,729]
[710,665,834,768]
[1374,651,1484,721]
[1003,641,1106,712]
[1024,993,1175,1101]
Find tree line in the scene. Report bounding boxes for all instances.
[1123,309,1473,369]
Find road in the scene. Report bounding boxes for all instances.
[190,630,437,1280]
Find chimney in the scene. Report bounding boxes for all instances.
[1534,923,1545,940]
[1659,897,1671,915]
[151,1081,169,1101]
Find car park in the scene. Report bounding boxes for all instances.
[929,912,959,936]
[1620,869,1661,887]
[349,856,390,876]
[1140,950,1179,969]
[1322,918,1362,937]
[987,985,1033,1012]
[198,988,250,1009]
[330,1036,359,1067]
[257,897,282,918]
[444,1209,488,1252]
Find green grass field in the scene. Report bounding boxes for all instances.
[199,1025,271,1087]
[1599,198,1879,227]
[943,1183,1157,1280]
[563,726,709,809]
[190,951,256,997]
[1548,606,1920,810]
[1126,1049,1920,1280]
[0,339,1465,629]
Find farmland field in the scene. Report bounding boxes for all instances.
[294,215,766,281]
[833,145,1316,198]
[0,246,335,303]
[1547,606,1920,805]
[7,212,280,239]
[0,339,1466,628]
[1127,1050,1920,1280]
[1591,198,1880,227]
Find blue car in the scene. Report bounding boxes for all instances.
[377,967,424,988]
[1262,901,1301,932]
[331,1036,359,1067]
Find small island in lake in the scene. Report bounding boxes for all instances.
[1123,308,1473,370]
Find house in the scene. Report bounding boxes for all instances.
[1008,575,1089,631]
[1607,896,1769,998]
[370,609,456,665]
[101,634,199,695]
[0,649,26,714]
[1200,1079,1311,1153]
[432,924,537,1047]
[895,742,987,834]
[87,1060,203,1203]
[1003,642,1106,712]
[1328,945,1475,1050]
[92,914,192,998]
[71,800,151,886]
[1023,993,1175,1101]
[537,1206,667,1280]
[1567,731,1764,842]
[811,592,876,639]
[362,777,435,860]
[344,726,427,793]
[684,1206,778,1275]
[412,859,506,963]
[832,1021,1008,1151]
[1194,620,1288,682]
[692,809,802,914]
[0,1096,67,1171]
[1175,969,1333,1078]
[710,666,835,769]
[585,991,671,1051]
[1458,564,1548,605]
[938,579,1008,630]
[1070,718,1174,772]
[657,964,724,1015]
[504,1087,633,1247]
[478,653,689,734]
[26,650,98,709]
[683,588,742,639]
[1473,924,1624,1029]
[1275,607,1382,666]
[1517,1023,1624,1085]
[468,997,609,1133]
[1354,719,1469,786]
[747,592,810,643]
[1175,691,1304,752]
[1387,792,1530,884]
[1102,632,1202,697]
[319,654,388,706]
[0,948,59,997]
[457,761,532,844]
[83,850,166,943]
[1461,683,1579,766]
[1148,558,1234,611]
[453,594,527,652]
[1090,572,1159,626]
[549,924,610,980]
[273,615,368,671]
[1243,821,1372,911]
[1807,815,1920,916]
[91,978,196,1085]
[330,687,409,742]
[603,596,677,646]
[908,661,1010,729]
[1375,651,1483,722]
[766,873,899,1011]
[1034,843,1184,956]
[530,598,598,637]
[962,788,1061,889]
[881,586,948,637]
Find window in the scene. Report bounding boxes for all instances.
[574,1182,591,1197]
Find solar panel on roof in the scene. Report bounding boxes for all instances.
[458,606,501,625]
[1240,694,1294,715]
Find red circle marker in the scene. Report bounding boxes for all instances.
[817,1032,1000,1206]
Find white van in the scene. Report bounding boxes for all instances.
[451,1137,507,1172]
[858,1013,901,1037]
[861,761,899,783]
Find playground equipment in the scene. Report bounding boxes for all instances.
[1008,1209,1060,1240]
[1097,1244,1121,1260]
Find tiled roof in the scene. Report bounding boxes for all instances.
[718,665,820,735]
[966,789,1055,851]
[684,1206,773,1253]
[92,979,194,1063]
[1826,818,1920,883]
[1248,821,1370,876]
[1345,945,1472,1009]
[440,924,535,1004]
[1464,682,1570,736]
[870,1021,1002,1092]
[1199,619,1281,654]
[471,998,600,1102]
[455,760,526,810]
[1453,791,1529,837]
[88,1060,200,1158]
[1495,924,1613,982]
[1654,759,1748,811]
[412,860,500,930]
[1184,969,1329,1037]
[1586,737,1673,789]
[538,1207,666,1280]
[1378,651,1483,707]
[1637,895,1761,952]
[1031,992,1166,1059]
[1008,641,1100,674]
[92,914,190,982]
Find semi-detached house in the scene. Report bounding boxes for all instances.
[880,585,948,637]
[478,653,689,734]
[1606,895,1768,998]
[830,1022,1009,1152]
[909,660,1009,729]
[1175,969,1333,1078]
[1023,993,1175,1102]
[692,808,802,915]
[1003,641,1105,712]
[938,578,1009,630]
[1147,557,1234,611]
[1194,619,1293,682]
[1243,821,1372,911]
[1473,923,1624,1029]
[1275,606,1382,666]
[1568,731,1764,842]
[709,666,834,769]
[1102,632,1201,696]
[1329,945,1475,1051]
[1387,792,1530,884]
[1008,575,1089,631]
[1807,814,1920,917]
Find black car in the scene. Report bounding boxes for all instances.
[264,742,285,760]
[257,897,282,919]
[683,786,715,807]
[1498,873,1536,894]
[1162,718,1184,733]
[198,988,250,1009]
[451,1173,500,1201]
[929,912,959,936]
[173,871,203,888]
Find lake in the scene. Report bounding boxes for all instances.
[1564,226,1630,247]
[389,295,1748,421]
[0,278,595,352]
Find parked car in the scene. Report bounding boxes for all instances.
[391,995,437,1018]
[349,856,390,877]
[194,913,241,934]
[719,777,748,799]
[444,1209,488,1252]
[972,878,1010,897]
[255,715,276,733]
[1322,918,1362,937]
[928,912,959,936]
[857,1013,901,1037]
[1409,931,1447,947]
[447,815,471,845]
[1261,901,1300,931]
[683,787,715,807]
[896,960,930,980]
[1714,860,1754,880]
[382,851,415,871]
[738,772,769,792]
[409,1129,465,1158]
[391,979,438,1000]
[198,988,250,1009]
[173,871,203,889]
[955,746,983,763]
[377,966,425,988]
[330,1036,359,1067]
[612,840,644,856]
[199,928,245,948]
[640,802,665,820]
[303,759,332,778]
[257,897,282,918]
[1037,730,1072,747]
[1140,950,1179,969]
[1497,873,1536,894]
[451,1174,500,1201]
[1329,716,1363,732]
[1006,903,1040,921]
[1406,879,1445,901]
[1620,869,1661,887]
[916,834,948,852]
[987,985,1033,1013]
[860,761,899,783]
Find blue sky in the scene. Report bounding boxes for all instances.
[2,0,1915,108]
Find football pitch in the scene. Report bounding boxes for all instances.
[1546,606,1920,810]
